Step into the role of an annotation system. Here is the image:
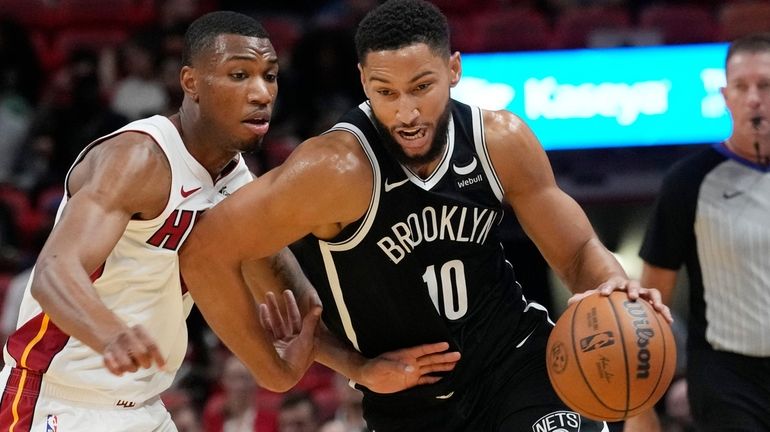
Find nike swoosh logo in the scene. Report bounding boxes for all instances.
[722,190,743,199]
[435,391,454,400]
[452,158,477,176]
[516,328,537,348]
[180,186,202,198]
[384,178,409,192]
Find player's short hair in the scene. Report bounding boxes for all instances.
[726,32,770,68]
[182,11,269,66]
[354,0,450,64]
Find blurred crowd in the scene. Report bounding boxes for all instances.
[1,0,767,430]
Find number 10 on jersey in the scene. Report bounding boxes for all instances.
[422,260,469,320]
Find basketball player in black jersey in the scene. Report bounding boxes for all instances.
[181,1,672,431]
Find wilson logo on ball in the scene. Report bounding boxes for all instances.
[622,300,655,379]
[579,331,615,352]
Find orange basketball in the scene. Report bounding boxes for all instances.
[546,291,676,421]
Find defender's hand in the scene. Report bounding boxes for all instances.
[259,290,322,378]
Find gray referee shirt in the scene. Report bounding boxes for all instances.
[640,143,770,357]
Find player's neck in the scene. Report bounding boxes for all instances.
[171,111,240,181]
[406,157,442,179]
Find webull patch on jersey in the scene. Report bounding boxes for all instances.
[532,410,581,432]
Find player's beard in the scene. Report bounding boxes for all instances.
[371,102,451,166]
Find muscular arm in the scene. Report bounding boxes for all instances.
[484,110,626,293]
[242,249,371,384]
[183,246,321,392]
[182,133,460,392]
[180,133,371,391]
[242,248,321,314]
[248,249,461,391]
[242,248,370,378]
[30,133,169,374]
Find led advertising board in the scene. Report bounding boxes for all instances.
[451,43,730,150]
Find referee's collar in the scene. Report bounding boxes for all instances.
[714,142,770,173]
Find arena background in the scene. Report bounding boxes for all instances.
[3,1,764,431]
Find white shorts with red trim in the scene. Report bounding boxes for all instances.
[0,366,177,432]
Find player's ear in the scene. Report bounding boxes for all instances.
[180,65,199,102]
[449,51,462,88]
[358,63,370,98]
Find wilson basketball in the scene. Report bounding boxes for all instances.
[546,291,676,421]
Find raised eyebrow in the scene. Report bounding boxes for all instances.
[225,55,279,65]
[368,75,391,84]
[368,70,436,84]
[410,70,435,83]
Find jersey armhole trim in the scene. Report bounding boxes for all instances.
[322,122,380,251]
[64,124,175,227]
[471,106,504,202]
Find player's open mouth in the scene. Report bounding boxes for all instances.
[397,127,426,140]
[244,118,269,126]
[243,118,270,135]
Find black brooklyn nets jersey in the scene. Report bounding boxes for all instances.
[291,99,536,407]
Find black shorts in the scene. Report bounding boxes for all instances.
[363,308,608,432]
[687,348,770,432]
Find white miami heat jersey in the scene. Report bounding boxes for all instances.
[3,115,252,403]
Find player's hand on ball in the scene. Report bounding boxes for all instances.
[102,324,166,376]
[567,277,673,323]
[359,342,461,394]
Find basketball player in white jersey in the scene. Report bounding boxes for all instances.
[0,10,461,431]
[0,11,317,432]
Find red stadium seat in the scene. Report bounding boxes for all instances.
[718,1,770,41]
[427,0,496,16]
[0,0,61,31]
[57,0,156,29]
[552,7,631,49]
[640,4,717,45]
[0,0,156,31]
[30,31,65,74]
[0,185,32,224]
[255,388,283,413]
[472,8,552,52]
[261,15,303,57]
[52,28,129,58]
[0,184,42,248]
[448,16,485,53]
